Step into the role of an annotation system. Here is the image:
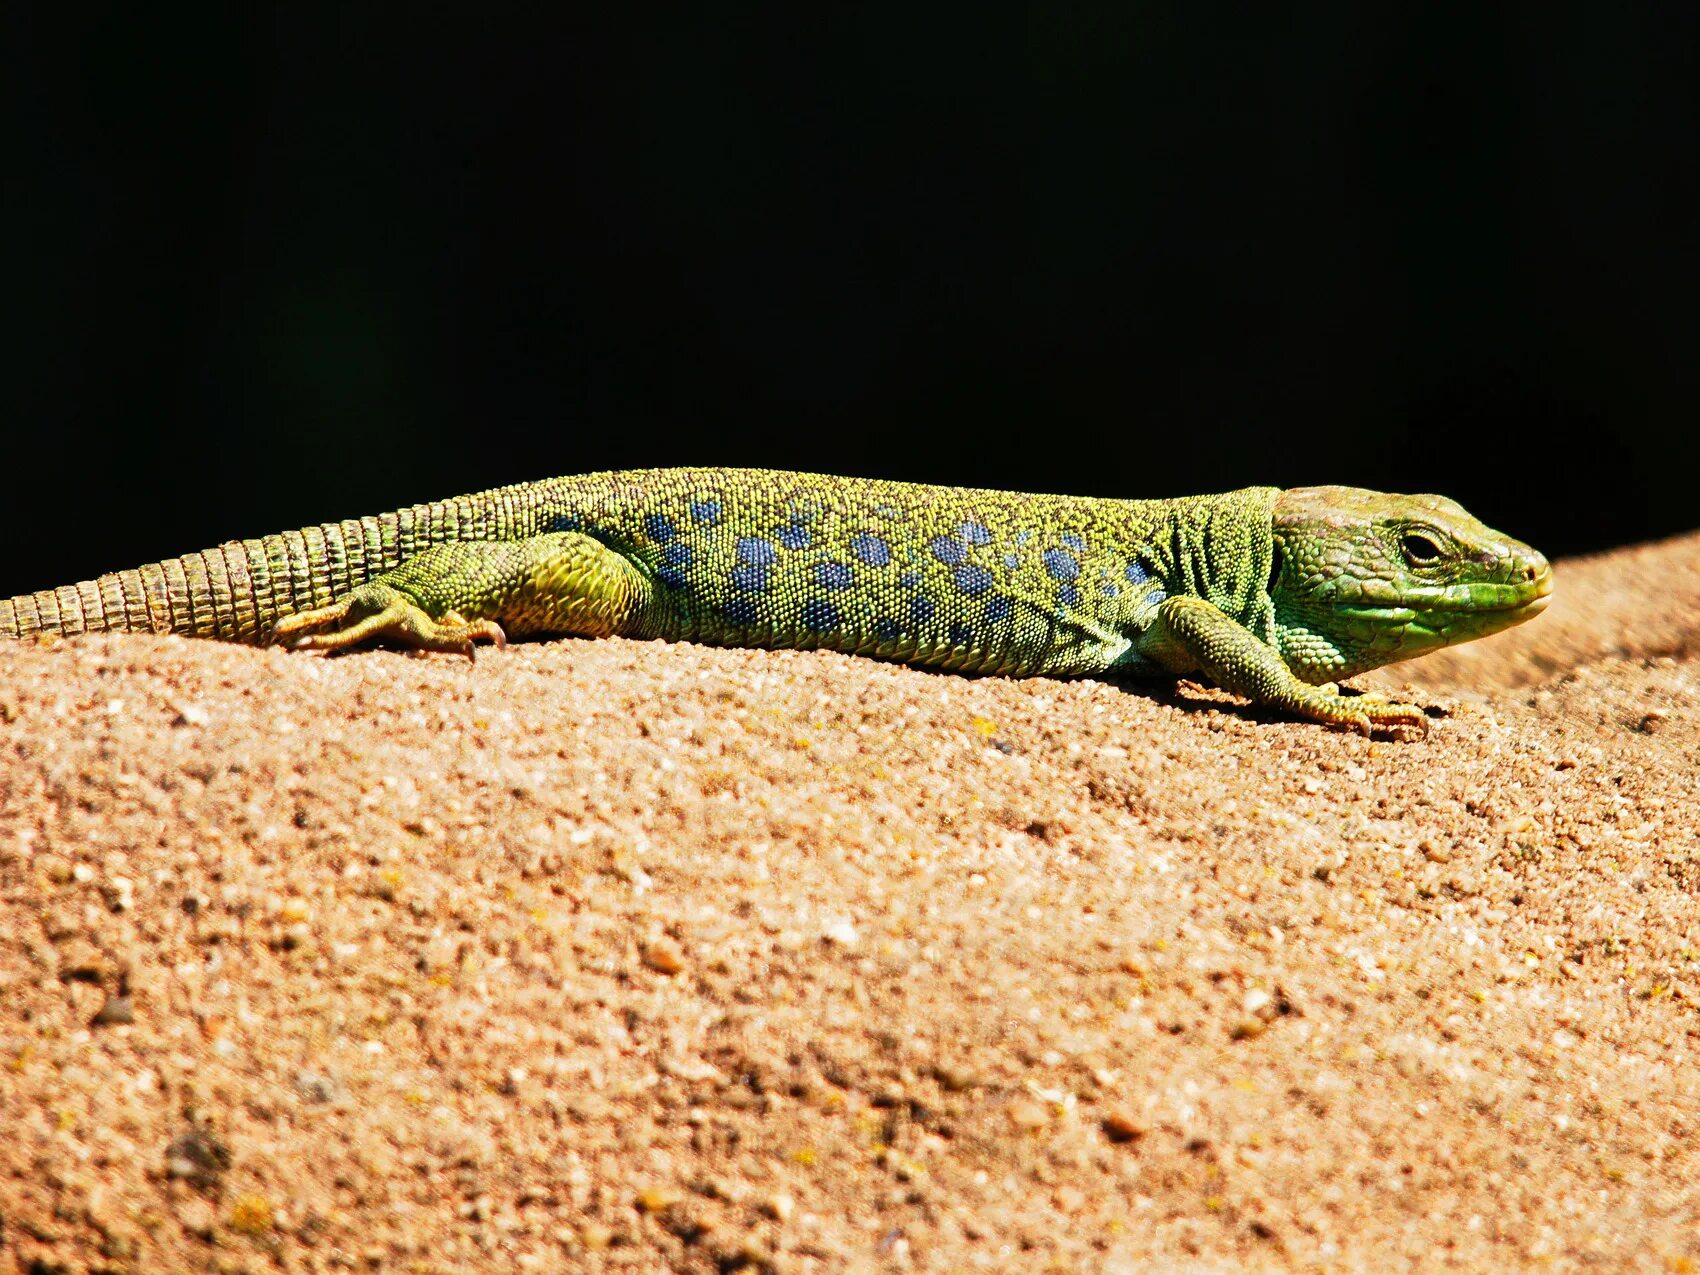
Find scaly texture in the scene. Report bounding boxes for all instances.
[0,468,1552,732]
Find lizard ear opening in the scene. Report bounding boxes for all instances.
[1267,543,1284,595]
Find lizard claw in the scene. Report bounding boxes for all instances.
[446,617,507,662]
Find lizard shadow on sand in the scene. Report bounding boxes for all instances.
[301,637,1441,736]
[862,656,1443,734]
[1110,675,1445,732]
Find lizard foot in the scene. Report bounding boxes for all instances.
[1328,689,1430,739]
[271,589,507,659]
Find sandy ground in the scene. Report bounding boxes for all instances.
[3,531,1699,1275]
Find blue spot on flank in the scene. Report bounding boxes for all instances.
[985,595,1013,622]
[725,597,759,624]
[690,498,721,526]
[550,513,582,532]
[850,532,891,567]
[777,523,811,550]
[929,535,967,565]
[1103,582,1119,597]
[1145,588,1168,608]
[1043,548,1080,582]
[1015,530,1033,544]
[1125,561,1149,585]
[873,617,902,642]
[1058,583,1080,607]
[801,598,840,631]
[949,622,974,647]
[1061,532,1086,551]
[954,564,994,597]
[731,564,770,591]
[737,537,777,565]
[657,567,688,589]
[959,521,993,546]
[644,513,677,544]
[814,561,854,590]
[899,571,921,590]
[662,542,693,567]
[911,595,936,622]
[1003,553,1020,569]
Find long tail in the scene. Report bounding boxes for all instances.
[0,485,552,644]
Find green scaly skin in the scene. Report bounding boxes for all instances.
[0,469,1552,735]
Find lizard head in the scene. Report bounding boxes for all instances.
[1269,486,1552,682]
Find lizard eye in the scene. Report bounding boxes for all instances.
[1400,532,1445,565]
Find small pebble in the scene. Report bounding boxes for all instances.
[1053,1184,1087,1213]
[932,1063,978,1093]
[228,1194,274,1235]
[643,939,687,975]
[294,1070,341,1104]
[1101,1112,1147,1144]
[37,854,73,884]
[636,1185,683,1213]
[91,993,135,1027]
[1007,1099,1049,1129]
[165,1128,231,1193]
[171,700,211,727]
[822,920,859,946]
[56,939,110,982]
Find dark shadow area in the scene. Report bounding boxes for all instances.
[5,8,1697,594]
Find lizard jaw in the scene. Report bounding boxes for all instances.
[1336,590,1551,624]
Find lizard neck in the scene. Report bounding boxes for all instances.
[1133,487,1281,636]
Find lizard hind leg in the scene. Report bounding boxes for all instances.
[268,532,651,657]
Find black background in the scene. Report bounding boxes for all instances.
[7,7,1698,595]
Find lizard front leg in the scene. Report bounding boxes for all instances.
[1137,596,1428,737]
[271,532,654,655]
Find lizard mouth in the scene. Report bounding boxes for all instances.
[1335,565,1554,624]
[1337,595,1549,623]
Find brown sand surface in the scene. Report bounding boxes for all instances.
[3,534,1698,1274]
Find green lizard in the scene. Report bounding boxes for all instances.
[0,469,1550,735]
